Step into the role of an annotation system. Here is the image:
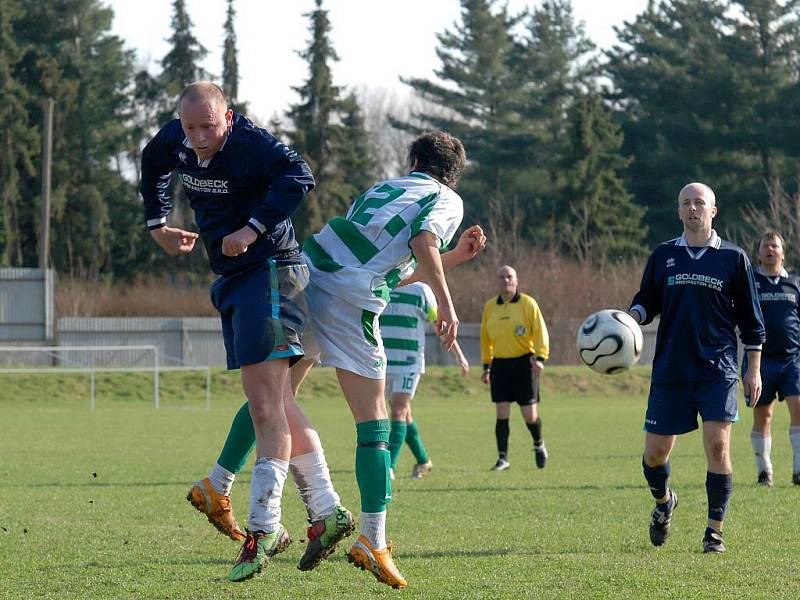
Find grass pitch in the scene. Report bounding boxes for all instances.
[1,366,800,599]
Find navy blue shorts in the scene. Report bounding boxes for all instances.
[210,257,308,370]
[644,378,739,435]
[743,354,800,407]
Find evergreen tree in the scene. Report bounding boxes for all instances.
[512,0,595,244]
[160,0,208,120]
[155,0,209,271]
[726,0,800,181]
[222,0,246,112]
[607,0,800,243]
[399,0,524,227]
[606,0,735,241]
[561,93,645,263]
[337,92,378,197]
[283,3,380,232]
[11,0,137,277]
[287,0,346,238]
[0,0,37,266]
[125,69,163,182]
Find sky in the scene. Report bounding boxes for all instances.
[108,0,648,123]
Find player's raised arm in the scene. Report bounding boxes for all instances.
[221,137,315,257]
[442,224,486,268]
[247,137,315,236]
[409,231,458,350]
[399,225,486,287]
[141,123,199,256]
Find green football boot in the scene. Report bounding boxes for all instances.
[297,504,355,571]
[228,526,291,582]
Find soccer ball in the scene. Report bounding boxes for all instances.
[576,309,643,374]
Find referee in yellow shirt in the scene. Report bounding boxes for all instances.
[481,265,550,471]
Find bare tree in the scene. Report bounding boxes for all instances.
[356,86,459,179]
[355,86,414,178]
[741,174,800,269]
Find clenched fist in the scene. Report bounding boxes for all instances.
[222,226,258,257]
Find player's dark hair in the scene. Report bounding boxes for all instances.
[408,130,466,188]
[178,81,228,111]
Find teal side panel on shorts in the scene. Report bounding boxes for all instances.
[265,259,302,361]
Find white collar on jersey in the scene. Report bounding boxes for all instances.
[675,229,721,260]
[755,265,788,284]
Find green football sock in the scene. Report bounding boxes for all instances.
[355,420,391,512]
[216,401,256,473]
[405,421,429,464]
[388,420,407,469]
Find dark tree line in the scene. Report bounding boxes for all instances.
[3,0,800,282]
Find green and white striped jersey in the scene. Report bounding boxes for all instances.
[380,282,438,374]
[303,172,463,312]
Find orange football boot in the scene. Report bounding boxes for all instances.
[186,477,245,541]
[346,534,408,589]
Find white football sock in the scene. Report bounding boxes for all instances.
[289,450,340,522]
[360,511,387,550]
[248,457,289,534]
[751,431,773,474]
[208,463,235,496]
[790,426,800,473]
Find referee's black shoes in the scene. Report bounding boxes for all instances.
[491,458,510,471]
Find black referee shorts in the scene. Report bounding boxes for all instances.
[489,354,540,406]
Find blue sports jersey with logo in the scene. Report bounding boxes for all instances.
[140,113,314,275]
[630,233,765,383]
[754,268,800,358]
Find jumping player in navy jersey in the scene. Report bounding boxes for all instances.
[746,231,800,487]
[141,82,354,582]
[628,182,765,553]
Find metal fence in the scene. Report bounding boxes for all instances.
[0,268,659,368]
[0,268,55,341]
[41,316,657,368]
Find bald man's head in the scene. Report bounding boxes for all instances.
[678,181,717,234]
[177,81,233,161]
[179,81,228,112]
[678,182,716,207]
[496,265,518,297]
[497,265,517,278]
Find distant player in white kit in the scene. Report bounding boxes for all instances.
[381,282,469,480]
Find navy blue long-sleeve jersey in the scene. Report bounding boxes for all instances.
[140,113,314,276]
[754,267,800,358]
[630,232,765,383]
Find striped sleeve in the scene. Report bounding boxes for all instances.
[410,191,463,249]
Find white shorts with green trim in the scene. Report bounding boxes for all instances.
[386,372,421,396]
[303,282,387,380]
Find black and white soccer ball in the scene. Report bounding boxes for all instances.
[576,309,643,375]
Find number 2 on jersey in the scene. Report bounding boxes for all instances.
[349,184,405,226]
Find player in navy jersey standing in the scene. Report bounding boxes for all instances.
[746,231,800,487]
[628,182,765,553]
[141,82,353,582]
